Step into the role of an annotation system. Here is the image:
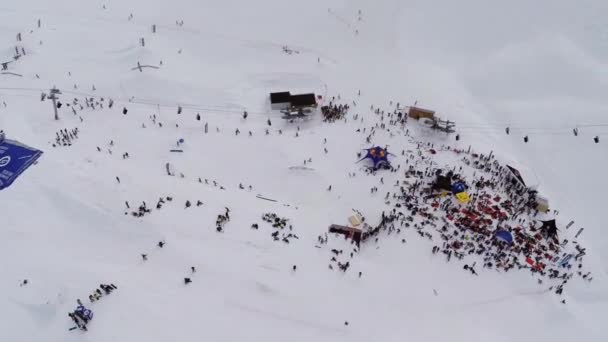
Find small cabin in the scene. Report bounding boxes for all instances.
[270,91,291,110]
[408,106,435,120]
[289,93,317,109]
[329,224,362,244]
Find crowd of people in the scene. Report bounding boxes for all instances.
[69,283,117,331]
[259,213,299,243]
[87,283,117,302]
[49,84,593,335]
[216,207,231,232]
[308,95,592,301]
[321,101,350,122]
[52,128,79,148]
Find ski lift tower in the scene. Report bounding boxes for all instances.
[49,87,62,120]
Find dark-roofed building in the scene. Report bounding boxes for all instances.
[270,91,291,110]
[329,224,362,244]
[289,93,317,108]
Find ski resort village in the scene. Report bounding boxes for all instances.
[1,1,607,341]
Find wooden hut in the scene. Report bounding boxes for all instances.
[408,106,435,120]
[329,224,362,244]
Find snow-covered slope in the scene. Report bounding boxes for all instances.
[1,1,607,341]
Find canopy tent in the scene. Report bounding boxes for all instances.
[538,219,559,241]
[357,146,392,169]
[432,174,452,192]
[495,230,513,244]
[452,182,466,194]
[504,161,540,192]
[455,192,470,204]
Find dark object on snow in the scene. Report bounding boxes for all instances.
[539,219,559,241]
[524,135,529,143]
[594,136,599,143]
[270,92,291,110]
[329,224,362,244]
[122,107,128,115]
[184,277,192,285]
[432,174,452,192]
[158,241,165,248]
[289,93,317,108]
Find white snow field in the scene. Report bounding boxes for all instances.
[1,0,607,341]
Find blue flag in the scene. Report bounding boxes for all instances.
[0,138,43,191]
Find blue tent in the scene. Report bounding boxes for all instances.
[0,137,43,191]
[495,230,513,244]
[357,146,392,169]
[451,182,466,194]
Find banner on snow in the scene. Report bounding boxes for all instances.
[0,138,43,191]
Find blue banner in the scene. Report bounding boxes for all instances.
[0,138,43,190]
